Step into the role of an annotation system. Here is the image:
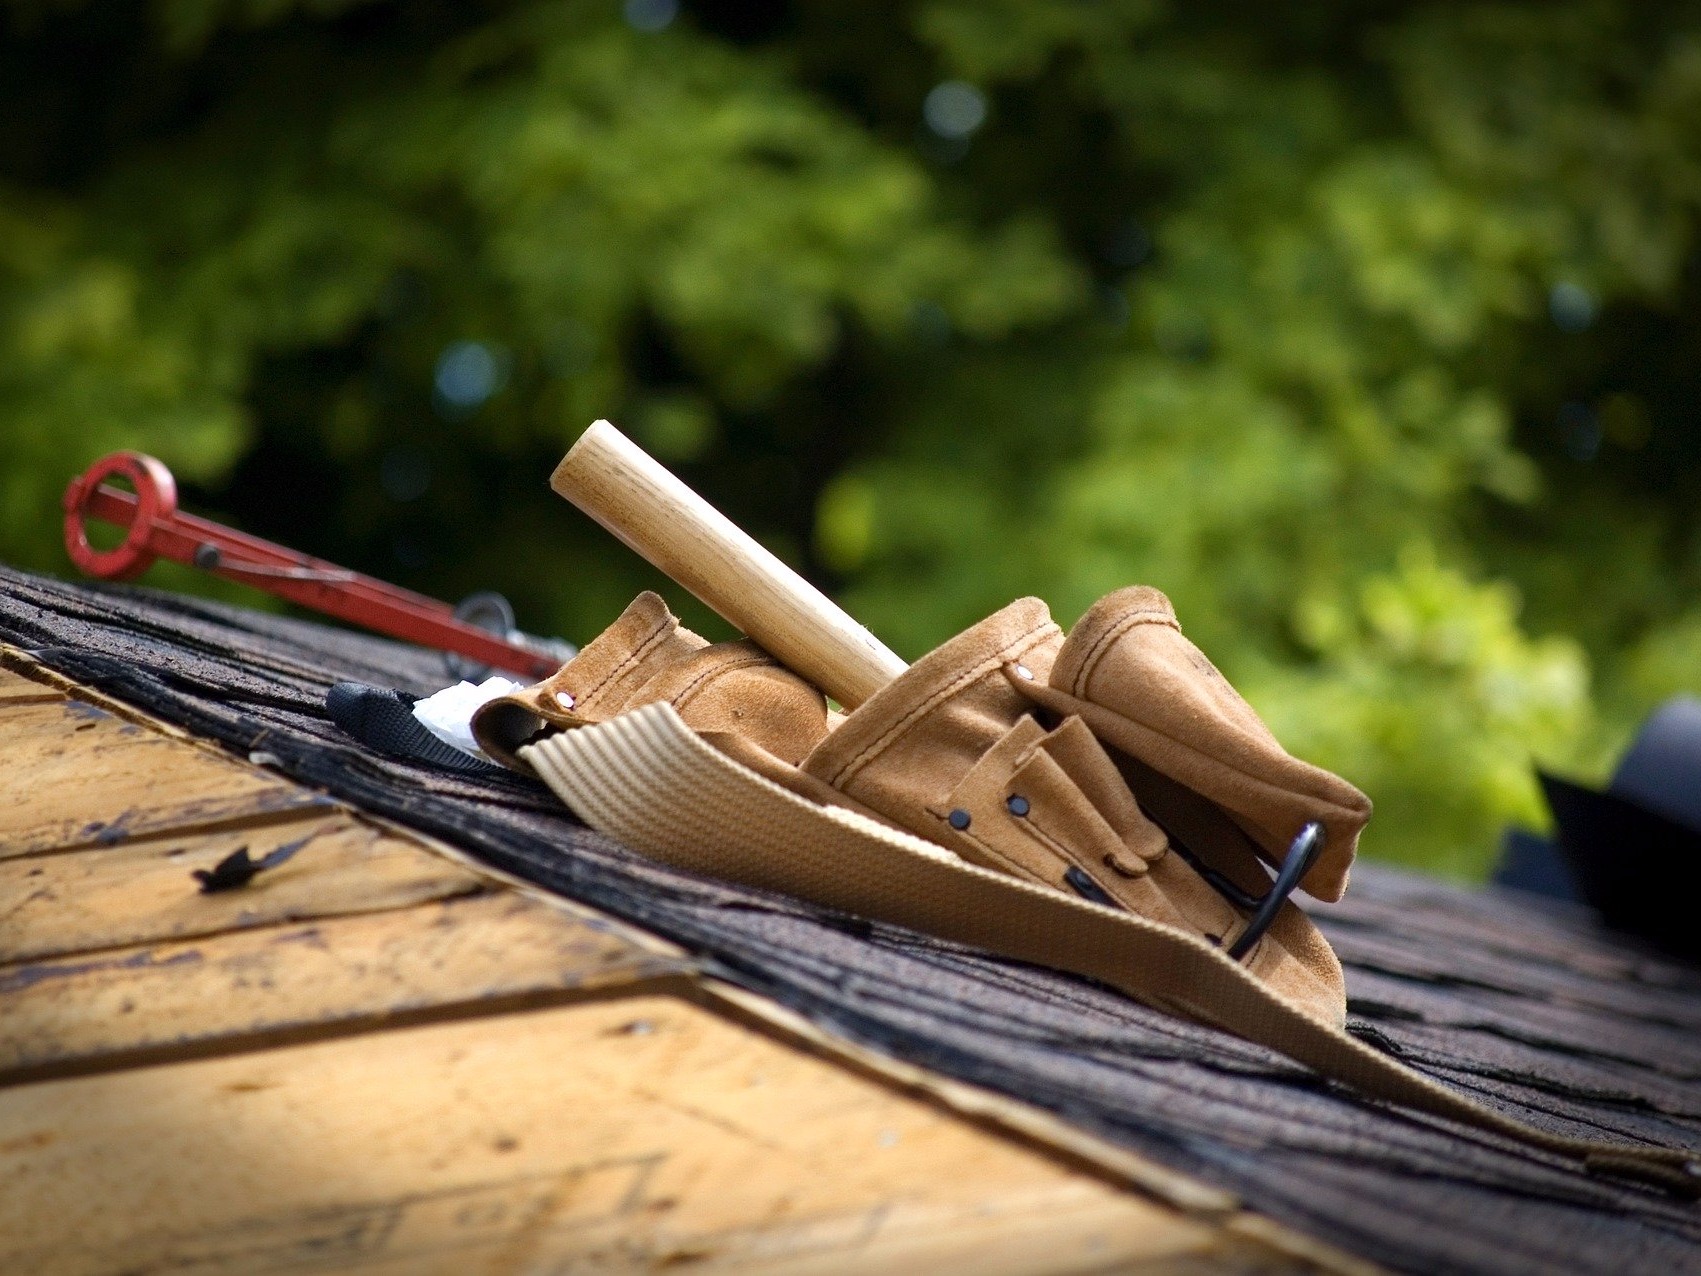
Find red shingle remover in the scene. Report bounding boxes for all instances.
[63,450,567,679]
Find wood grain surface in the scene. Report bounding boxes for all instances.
[0,644,1326,1275]
[13,557,1701,1276]
[0,995,1274,1276]
[0,697,326,859]
[0,892,685,1080]
[0,814,482,965]
[0,663,66,705]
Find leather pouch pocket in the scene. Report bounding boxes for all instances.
[930,716,1241,944]
[1018,586,1372,902]
[474,591,828,772]
[798,596,1346,1019]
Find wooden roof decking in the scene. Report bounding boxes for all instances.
[2,565,1699,1274]
[0,658,1321,1274]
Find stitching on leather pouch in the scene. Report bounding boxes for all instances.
[1042,638,1369,888]
[1019,810,1080,867]
[1064,694,1362,844]
[1020,801,1116,886]
[669,651,769,710]
[1072,608,1177,696]
[581,618,677,704]
[829,620,1061,787]
[924,807,1050,887]
[1076,685,1357,815]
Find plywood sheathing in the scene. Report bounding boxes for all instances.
[9,567,1701,1275]
[0,652,1348,1275]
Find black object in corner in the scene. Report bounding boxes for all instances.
[1537,697,1701,961]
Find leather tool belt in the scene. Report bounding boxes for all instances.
[472,587,1699,1196]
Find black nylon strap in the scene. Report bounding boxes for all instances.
[325,681,506,775]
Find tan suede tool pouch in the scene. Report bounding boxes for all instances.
[800,597,1346,1024]
[472,590,828,772]
[1016,586,1371,902]
[504,590,1701,1195]
[522,701,1701,1196]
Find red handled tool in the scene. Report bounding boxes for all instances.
[63,451,565,679]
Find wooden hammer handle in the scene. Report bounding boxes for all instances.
[552,421,908,708]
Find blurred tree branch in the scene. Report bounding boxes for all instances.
[3,0,1700,873]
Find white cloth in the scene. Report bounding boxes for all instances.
[411,676,522,760]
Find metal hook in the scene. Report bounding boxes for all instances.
[1168,821,1327,960]
[1228,822,1326,960]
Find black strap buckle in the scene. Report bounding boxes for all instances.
[1171,822,1327,960]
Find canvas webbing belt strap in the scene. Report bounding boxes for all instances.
[523,702,1701,1198]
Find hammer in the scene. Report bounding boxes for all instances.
[551,420,906,707]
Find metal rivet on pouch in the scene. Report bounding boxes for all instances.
[947,809,971,831]
[1006,795,1030,817]
[555,691,576,710]
[1013,664,1034,681]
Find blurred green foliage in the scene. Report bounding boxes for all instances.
[4,0,1701,875]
